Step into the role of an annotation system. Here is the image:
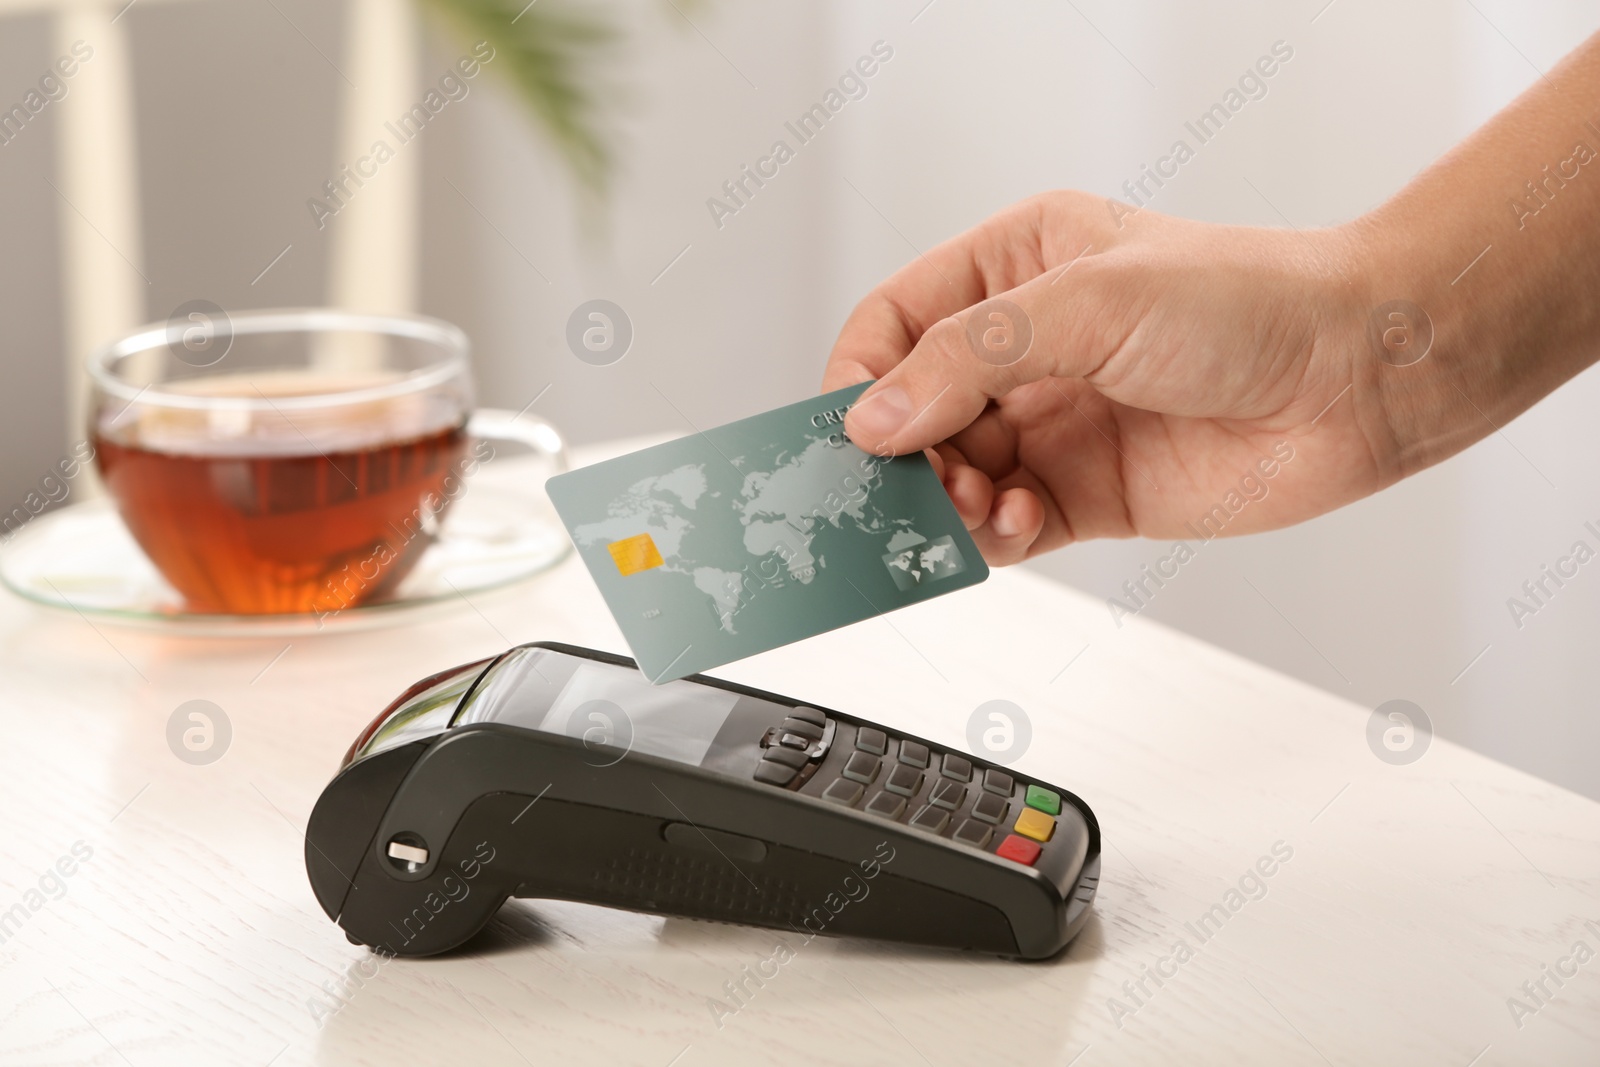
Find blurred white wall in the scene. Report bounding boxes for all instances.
[2,0,1597,797]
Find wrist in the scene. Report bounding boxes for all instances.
[1344,38,1600,478]
[1336,205,1494,479]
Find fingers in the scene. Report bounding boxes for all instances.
[821,261,990,394]
[934,444,1046,565]
[972,486,1046,565]
[843,262,1123,457]
[821,196,1082,394]
[941,455,994,530]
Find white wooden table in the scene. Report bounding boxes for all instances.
[1,439,1597,1067]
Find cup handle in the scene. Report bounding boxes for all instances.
[466,408,569,475]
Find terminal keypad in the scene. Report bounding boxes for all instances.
[753,712,1068,868]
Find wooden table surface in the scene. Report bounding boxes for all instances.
[1,440,1597,1067]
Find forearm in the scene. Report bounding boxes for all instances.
[1354,30,1600,475]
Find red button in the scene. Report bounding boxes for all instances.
[996,834,1042,866]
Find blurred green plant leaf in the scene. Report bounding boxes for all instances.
[417,0,617,200]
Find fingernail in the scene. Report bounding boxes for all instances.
[847,385,913,440]
[991,505,1021,538]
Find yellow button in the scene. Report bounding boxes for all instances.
[1013,807,1055,843]
[607,533,664,576]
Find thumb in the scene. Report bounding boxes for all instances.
[840,270,1112,456]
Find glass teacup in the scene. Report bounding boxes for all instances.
[88,309,562,615]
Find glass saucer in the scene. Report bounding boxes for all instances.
[0,454,571,636]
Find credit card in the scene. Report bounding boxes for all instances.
[545,383,988,683]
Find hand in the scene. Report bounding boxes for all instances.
[824,190,1386,565]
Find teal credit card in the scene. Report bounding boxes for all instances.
[545,383,988,683]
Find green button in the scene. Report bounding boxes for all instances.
[1024,785,1060,815]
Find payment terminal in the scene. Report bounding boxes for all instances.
[306,642,1101,959]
